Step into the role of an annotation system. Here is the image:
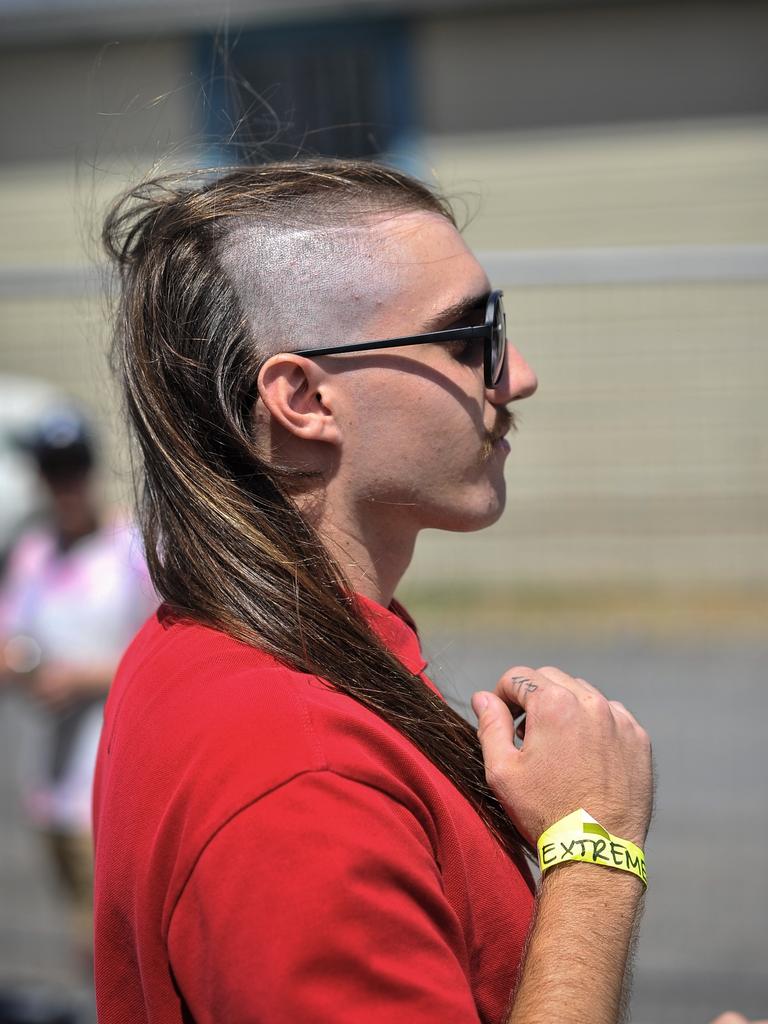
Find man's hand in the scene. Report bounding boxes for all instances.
[472,665,653,846]
[472,666,653,1023]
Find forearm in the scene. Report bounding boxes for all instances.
[67,661,116,695]
[506,864,645,1024]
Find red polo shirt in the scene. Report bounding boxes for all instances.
[93,596,534,1023]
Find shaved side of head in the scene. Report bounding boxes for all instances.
[217,210,444,358]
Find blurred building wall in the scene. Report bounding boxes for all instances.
[418,2,768,132]
[0,34,197,506]
[0,0,766,588]
[412,1,768,587]
[415,118,768,587]
[0,37,196,165]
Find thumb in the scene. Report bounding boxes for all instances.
[472,691,520,766]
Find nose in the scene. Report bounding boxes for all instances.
[487,342,538,404]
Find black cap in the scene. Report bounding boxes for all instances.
[18,408,95,483]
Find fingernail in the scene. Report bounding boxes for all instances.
[472,693,489,716]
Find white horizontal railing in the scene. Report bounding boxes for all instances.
[2,244,768,299]
[0,264,102,299]
[478,244,768,286]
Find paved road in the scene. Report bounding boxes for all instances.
[423,630,768,1024]
[1,631,766,1023]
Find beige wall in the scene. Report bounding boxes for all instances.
[426,118,768,248]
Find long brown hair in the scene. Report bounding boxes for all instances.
[104,158,534,871]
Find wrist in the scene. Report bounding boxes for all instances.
[540,859,647,901]
[603,818,647,848]
[537,808,648,887]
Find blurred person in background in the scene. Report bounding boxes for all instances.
[0,407,156,979]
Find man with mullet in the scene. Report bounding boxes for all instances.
[93,160,654,1024]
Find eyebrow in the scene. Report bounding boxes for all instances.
[419,291,490,332]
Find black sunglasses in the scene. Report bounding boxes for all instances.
[294,290,508,389]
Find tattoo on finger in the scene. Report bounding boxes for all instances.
[509,676,538,694]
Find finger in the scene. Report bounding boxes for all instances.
[574,675,606,698]
[539,666,605,700]
[495,666,549,711]
[472,691,520,765]
[609,699,645,731]
[609,699,632,719]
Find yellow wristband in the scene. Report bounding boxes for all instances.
[537,809,647,886]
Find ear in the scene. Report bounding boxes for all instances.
[257,354,342,445]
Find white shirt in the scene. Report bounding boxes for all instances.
[0,515,157,830]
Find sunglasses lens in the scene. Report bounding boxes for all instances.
[491,295,506,384]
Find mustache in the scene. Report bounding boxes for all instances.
[488,407,517,444]
[480,407,518,462]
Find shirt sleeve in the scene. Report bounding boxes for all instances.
[167,769,484,1024]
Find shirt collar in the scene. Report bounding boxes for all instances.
[353,592,429,677]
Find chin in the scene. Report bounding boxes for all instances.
[423,487,507,534]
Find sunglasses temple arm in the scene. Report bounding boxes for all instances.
[295,326,490,360]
